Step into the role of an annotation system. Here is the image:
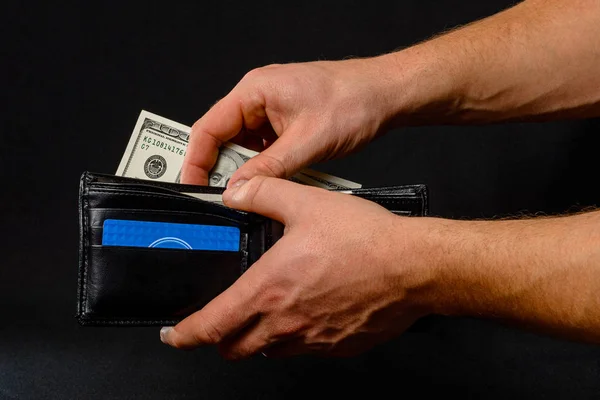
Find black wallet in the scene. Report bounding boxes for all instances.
[76,171,429,326]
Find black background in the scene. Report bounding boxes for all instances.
[3,1,600,399]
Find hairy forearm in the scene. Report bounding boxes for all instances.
[422,211,600,343]
[373,0,600,126]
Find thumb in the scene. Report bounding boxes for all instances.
[227,125,314,188]
[223,176,315,224]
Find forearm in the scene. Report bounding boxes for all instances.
[372,0,600,126]
[423,211,600,343]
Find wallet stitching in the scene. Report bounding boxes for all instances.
[80,176,91,317]
[77,176,84,318]
[240,233,248,272]
[79,318,182,326]
[77,177,83,317]
[373,199,420,203]
[369,199,423,209]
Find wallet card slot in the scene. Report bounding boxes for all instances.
[80,246,245,325]
[89,186,209,204]
[85,187,246,218]
[87,208,252,249]
[87,173,226,195]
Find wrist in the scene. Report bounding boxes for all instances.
[387,216,464,317]
[421,217,482,317]
[371,44,469,128]
[418,216,576,319]
[400,216,498,318]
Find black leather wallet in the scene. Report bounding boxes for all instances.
[76,171,429,326]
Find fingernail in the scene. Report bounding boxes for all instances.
[160,326,173,344]
[223,179,248,203]
[228,179,248,190]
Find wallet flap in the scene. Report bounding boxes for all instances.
[337,185,429,216]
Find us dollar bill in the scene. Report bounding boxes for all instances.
[116,110,190,182]
[116,110,361,193]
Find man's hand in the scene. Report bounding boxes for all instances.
[159,177,600,354]
[180,60,397,187]
[160,177,434,358]
[181,0,600,188]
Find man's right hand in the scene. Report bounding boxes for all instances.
[180,59,395,186]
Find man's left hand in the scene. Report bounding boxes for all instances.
[160,176,435,359]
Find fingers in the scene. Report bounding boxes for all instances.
[218,331,300,360]
[226,130,307,186]
[217,306,305,359]
[210,240,293,358]
[160,272,259,350]
[181,84,269,185]
[160,236,291,353]
[181,71,318,186]
[216,322,272,360]
[222,175,319,224]
[181,96,240,185]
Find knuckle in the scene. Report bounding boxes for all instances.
[242,67,267,82]
[241,175,269,207]
[274,320,304,339]
[258,285,287,311]
[193,317,224,345]
[190,119,201,133]
[252,154,288,178]
[261,63,282,70]
[220,341,258,360]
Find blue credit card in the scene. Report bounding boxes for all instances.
[102,219,240,251]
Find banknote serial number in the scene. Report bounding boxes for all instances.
[140,136,186,156]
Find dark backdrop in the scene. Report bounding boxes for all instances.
[3,1,600,399]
